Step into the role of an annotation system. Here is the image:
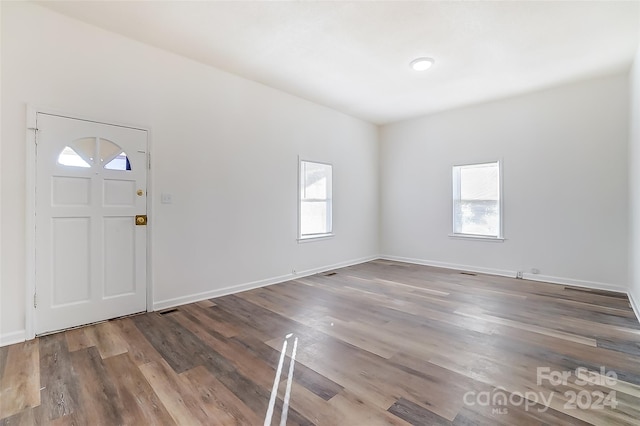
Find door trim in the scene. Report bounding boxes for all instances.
[25,105,154,340]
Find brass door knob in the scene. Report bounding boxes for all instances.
[137,189,144,196]
[135,215,147,226]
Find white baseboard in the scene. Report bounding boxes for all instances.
[379,254,626,294]
[379,255,516,278]
[628,291,640,324]
[521,273,627,294]
[153,255,378,311]
[0,330,26,347]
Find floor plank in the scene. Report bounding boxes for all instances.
[138,359,204,425]
[102,352,174,425]
[388,397,451,426]
[64,328,94,353]
[38,334,79,422]
[67,347,123,425]
[0,339,40,418]
[181,366,262,425]
[87,322,128,359]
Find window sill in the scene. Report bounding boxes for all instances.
[448,234,505,242]
[297,234,334,243]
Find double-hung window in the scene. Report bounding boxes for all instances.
[299,160,333,240]
[452,161,503,239]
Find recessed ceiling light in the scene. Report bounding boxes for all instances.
[410,57,435,71]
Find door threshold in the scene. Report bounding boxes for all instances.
[36,310,147,337]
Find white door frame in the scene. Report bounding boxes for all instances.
[25,105,154,340]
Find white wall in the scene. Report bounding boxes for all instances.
[0,3,379,343]
[629,46,640,317]
[380,73,629,290]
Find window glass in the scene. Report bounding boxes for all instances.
[99,139,122,163]
[452,161,501,238]
[56,137,131,171]
[74,137,96,164]
[104,152,131,171]
[100,139,131,170]
[300,160,332,239]
[58,146,91,168]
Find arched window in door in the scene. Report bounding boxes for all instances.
[57,137,131,170]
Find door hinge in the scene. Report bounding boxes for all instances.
[34,293,37,308]
[148,152,151,170]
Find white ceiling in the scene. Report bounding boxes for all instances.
[38,1,640,124]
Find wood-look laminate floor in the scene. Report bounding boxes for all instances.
[1,260,640,425]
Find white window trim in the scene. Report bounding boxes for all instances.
[448,233,505,242]
[450,160,504,241]
[298,233,335,243]
[298,158,334,242]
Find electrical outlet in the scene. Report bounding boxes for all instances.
[516,271,523,279]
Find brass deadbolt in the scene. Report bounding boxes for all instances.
[135,215,148,226]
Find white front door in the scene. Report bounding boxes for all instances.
[35,113,148,335]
